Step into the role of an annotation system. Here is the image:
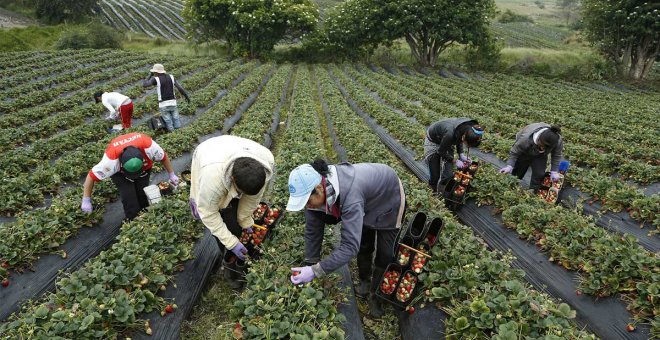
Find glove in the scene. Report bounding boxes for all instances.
[459,153,471,163]
[81,197,92,213]
[245,227,254,234]
[189,198,200,219]
[168,172,179,186]
[499,165,513,174]
[231,242,248,261]
[455,159,465,169]
[290,266,315,285]
[550,171,561,182]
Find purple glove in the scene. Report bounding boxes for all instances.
[550,171,561,182]
[81,197,92,213]
[245,227,254,234]
[168,172,179,186]
[189,198,200,219]
[499,165,513,174]
[290,266,315,285]
[455,159,465,169]
[459,153,471,163]
[231,242,248,261]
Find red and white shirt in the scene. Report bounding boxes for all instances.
[89,132,167,181]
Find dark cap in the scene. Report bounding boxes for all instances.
[94,91,103,103]
[120,146,144,179]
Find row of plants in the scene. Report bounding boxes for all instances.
[346,65,659,228]
[0,50,129,98]
[0,50,81,75]
[0,54,177,130]
[0,61,264,275]
[371,66,659,183]
[0,61,280,338]
[471,166,659,334]
[0,49,109,89]
[314,65,595,338]
[0,59,205,214]
[327,65,658,333]
[226,65,347,339]
[0,55,150,113]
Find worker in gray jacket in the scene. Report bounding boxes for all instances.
[286,160,406,317]
[499,123,564,189]
[424,117,484,192]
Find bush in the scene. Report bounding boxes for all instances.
[498,9,534,24]
[54,23,120,50]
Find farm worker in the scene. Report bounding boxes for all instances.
[189,135,274,289]
[94,91,133,129]
[286,160,406,317]
[499,123,564,189]
[424,118,484,192]
[80,132,178,220]
[142,63,191,132]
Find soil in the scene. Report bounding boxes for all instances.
[0,8,35,28]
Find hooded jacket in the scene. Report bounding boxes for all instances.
[506,122,564,172]
[426,117,478,161]
[303,163,405,277]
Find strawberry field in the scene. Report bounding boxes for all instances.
[0,50,658,339]
[97,0,186,40]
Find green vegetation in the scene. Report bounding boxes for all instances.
[498,9,534,23]
[0,25,64,51]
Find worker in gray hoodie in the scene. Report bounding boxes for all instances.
[499,123,564,189]
[286,160,406,317]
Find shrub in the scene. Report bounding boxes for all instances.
[498,9,534,24]
[54,23,120,50]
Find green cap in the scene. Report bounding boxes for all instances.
[123,157,143,173]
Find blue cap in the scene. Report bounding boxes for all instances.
[286,164,322,211]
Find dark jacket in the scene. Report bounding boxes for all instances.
[426,117,478,161]
[304,163,404,276]
[506,122,564,171]
[143,74,190,103]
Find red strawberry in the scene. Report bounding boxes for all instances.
[165,305,174,313]
[576,290,582,296]
[407,306,415,314]
[1,279,8,287]
[293,271,300,276]
[1,262,9,269]
[626,324,635,332]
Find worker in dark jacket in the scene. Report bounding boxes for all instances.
[499,123,564,189]
[424,118,484,191]
[286,160,406,317]
[143,63,191,132]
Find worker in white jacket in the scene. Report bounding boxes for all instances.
[94,91,133,129]
[189,135,274,288]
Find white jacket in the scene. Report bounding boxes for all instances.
[190,135,274,250]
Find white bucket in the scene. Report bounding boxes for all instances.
[143,185,162,205]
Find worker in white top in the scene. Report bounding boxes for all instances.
[189,135,274,289]
[94,91,133,129]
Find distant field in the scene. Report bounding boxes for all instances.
[97,0,187,40]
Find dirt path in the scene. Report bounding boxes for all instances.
[0,7,35,28]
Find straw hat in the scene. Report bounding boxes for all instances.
[150,63,166,73]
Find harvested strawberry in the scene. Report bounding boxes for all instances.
[2,279,9,287]
[165,305,174,313]
[398,246,411,265]
[626,324,635,332]
[292,271,300,276]
[407,306,415,314]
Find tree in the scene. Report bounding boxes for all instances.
[582,0,659,80]
[184,0,319,58]
[34,0,98,24]
[556,0,580,26]
[321,0,497,67]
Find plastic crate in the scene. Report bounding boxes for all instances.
[537,172,565,204]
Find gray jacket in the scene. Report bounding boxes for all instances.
[304,163,404,277]
[506,122,564,171]
[426,117,478,161]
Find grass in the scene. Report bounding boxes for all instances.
[122,35,230,58]
[0,0,35,19]
[180,272,240,340]
[0,25,61,50]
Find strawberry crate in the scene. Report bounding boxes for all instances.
[238,202,284,260]
[440,161,479,211]
[406,212,428,245]
[424,217,443,247]
[376,263,422,309]
[536,172,565,204]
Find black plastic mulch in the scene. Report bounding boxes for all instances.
[329,72,653,339]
